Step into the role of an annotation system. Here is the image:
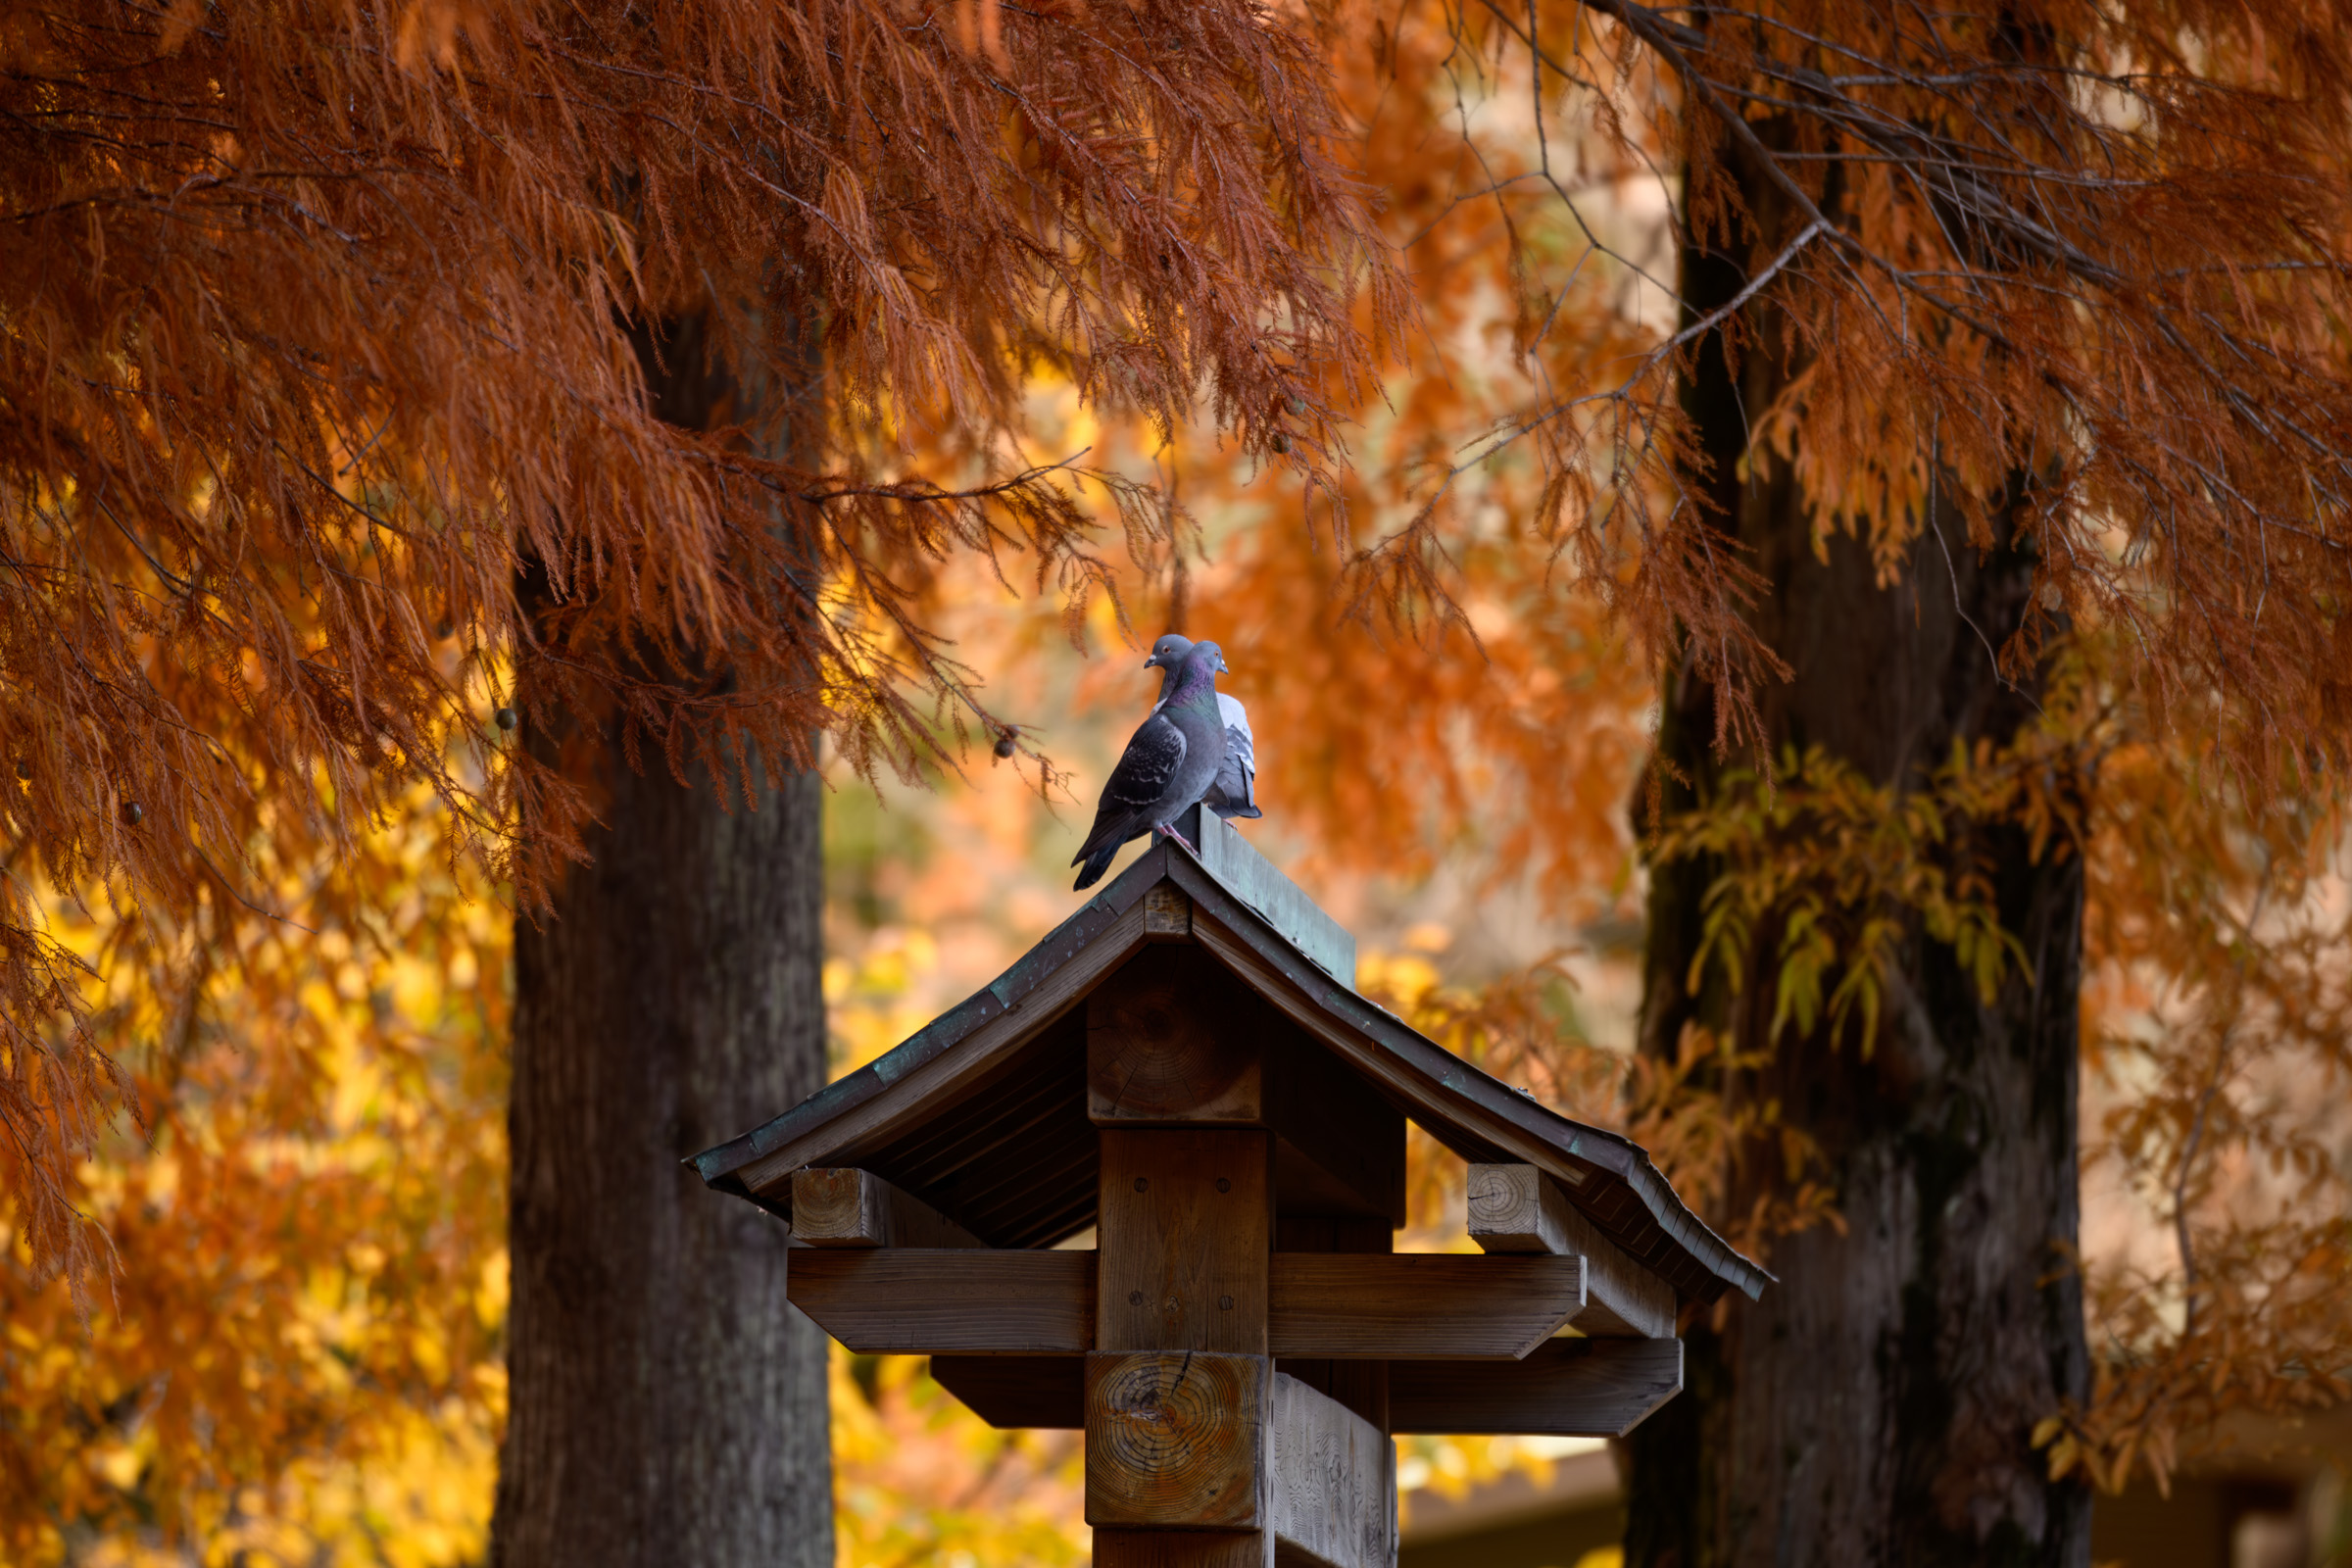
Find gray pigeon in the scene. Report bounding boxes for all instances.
[1071,640,1229,890]
[1147,633,1260,819]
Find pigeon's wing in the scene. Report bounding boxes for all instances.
[1104,712,1188,810]
[1071,713,1188,865]
[1216,694,1252,752]
[1209,693,1261,818]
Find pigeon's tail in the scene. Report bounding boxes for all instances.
[1071,841,1121,891]
[1212,802,1264,821]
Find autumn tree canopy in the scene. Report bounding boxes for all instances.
[2,0,1402,1287]
[10,0,2352,1558]
[1237,0,2352,1526]
[1126,0,2352,1535]
[1319,0,2352,769]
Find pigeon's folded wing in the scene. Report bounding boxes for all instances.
[1072,712,1188,869]
[1215,695,1252,759]
[1210,693,1261,818]
[1102,714,1186,811]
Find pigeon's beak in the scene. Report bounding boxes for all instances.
[1217,657,1231,674]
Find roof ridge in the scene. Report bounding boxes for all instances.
[687,821,1771,1303]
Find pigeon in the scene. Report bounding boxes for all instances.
[1146,633,1260,819]
[1070,639,1230,890]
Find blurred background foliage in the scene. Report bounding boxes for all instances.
[12,434,2348,1557]
[11,4,2352,1556]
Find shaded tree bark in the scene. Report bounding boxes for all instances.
[493,314,832,1568]
[1620,128,2091,1568]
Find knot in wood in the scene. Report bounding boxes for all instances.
[1092,972,1253,1117]
[1087,1352,1261,1528]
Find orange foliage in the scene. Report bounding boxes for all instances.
[2060,650,2352,1492]
[0,803,506,1563]
[1287,0,2352,784]
[3,0,1400,1287]
[15,0,2352,1550]
[1224,0,2352,1494]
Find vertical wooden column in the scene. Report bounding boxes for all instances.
[1087,921,1402,1568]
[1088,924,1274,1568]
[1090,1128,1272,1567]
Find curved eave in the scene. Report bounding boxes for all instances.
[689,837,1771,1305]
[1160,857,1771,1305]
[688,872,1148,1195]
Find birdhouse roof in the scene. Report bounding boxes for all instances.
[691,812,1770,1305]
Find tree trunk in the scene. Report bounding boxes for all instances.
[493,314,832,1568]
[1619,133,2091,1568]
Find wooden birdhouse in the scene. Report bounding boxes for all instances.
[692,808,1768,1568]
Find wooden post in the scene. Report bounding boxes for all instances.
[691,831,1738,1561]
[1090,1127,1272,1566]
[1096,1129,1269,1355]
[1087,1351,1269,1528]
[1091,929,1279,1568]
[1089,939,1405,1224]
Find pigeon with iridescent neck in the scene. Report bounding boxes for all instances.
[1146,633,1260,820]
[1070,640,1229,890]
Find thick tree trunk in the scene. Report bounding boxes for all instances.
[493,315,832,1568]
[1619,137,2091,1568]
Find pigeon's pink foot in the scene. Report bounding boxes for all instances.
[1155,822,1200,856]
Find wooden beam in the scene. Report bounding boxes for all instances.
[1466,1163,1678,1339]
[1086,1351,1269,1529]
[1099,1129,1270,1354]
[793,1250,1592,1361]
[927,1341,1684,1441]
[1268,1373,1394,1568]
[1272,1216,1390,1436]
[1090,950,1263,1123]
[1388,1338,1685,1437]
[785,1249,1094,1353]
[1089,945,1403,1225]
[791,1167,988,1249]
[1269,1253,1583,1359]
[931,1355,1084,1429]
[1093,1531,1269,1568]
[1143,882,1194,940]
